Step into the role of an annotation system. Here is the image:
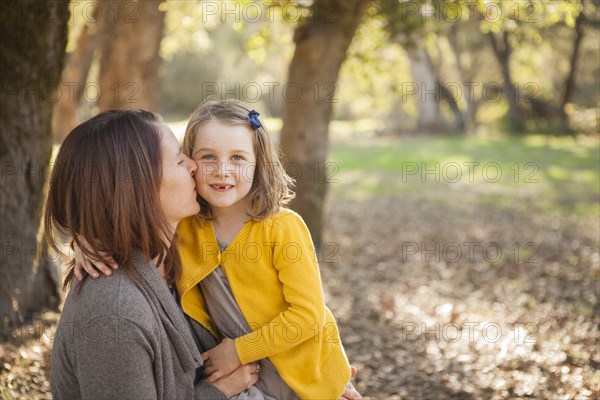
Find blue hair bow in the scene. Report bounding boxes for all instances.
[247,110,262,129]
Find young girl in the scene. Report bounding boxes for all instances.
[176,99,354,400]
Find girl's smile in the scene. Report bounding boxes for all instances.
[209,183,235,192]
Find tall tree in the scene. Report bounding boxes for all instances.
[378,0,459,133]
[280,0,369,246]
[53,0,112,142]
[97,0,166,111]
[560,0,587,123]
[445,20,487,134]
[0,0,69,339]
[486,29,524,130]
[405,47,447,133]
[480,0,588,129]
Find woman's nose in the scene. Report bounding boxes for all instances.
[184,155,197,176]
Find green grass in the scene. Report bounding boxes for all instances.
[327,134,600,216]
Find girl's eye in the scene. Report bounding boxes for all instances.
[201,155,215,160]
[232,155,243,161]
[177,159,184,165]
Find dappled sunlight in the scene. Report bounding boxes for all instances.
[322,194,598,398]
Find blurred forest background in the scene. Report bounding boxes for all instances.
[1,0,599,399]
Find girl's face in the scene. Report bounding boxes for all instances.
[191,120,256,216]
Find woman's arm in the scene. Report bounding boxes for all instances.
[71,314,158,399]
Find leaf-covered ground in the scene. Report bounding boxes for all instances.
[1,133,598,399]
[323,133,599,399]
[324,194,598,399]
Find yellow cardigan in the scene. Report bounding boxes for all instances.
[176,209,351,400]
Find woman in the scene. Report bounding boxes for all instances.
[45,109,258,399]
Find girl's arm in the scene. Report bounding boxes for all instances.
[235,212,327,363]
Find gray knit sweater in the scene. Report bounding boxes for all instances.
[51,251,228,400]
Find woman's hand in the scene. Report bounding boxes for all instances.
[341,366,363,400]
[73,237,118,280]
[201,338,242,382]
[341,385,363,400]
[211,363,260,398]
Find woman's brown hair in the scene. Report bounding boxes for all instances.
[182,99,295,221]
[45,109,182,290]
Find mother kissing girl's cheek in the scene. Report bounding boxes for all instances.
[45,109,258,400]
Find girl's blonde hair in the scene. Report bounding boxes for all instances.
[183,99,295,221]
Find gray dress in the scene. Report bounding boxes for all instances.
[200,237,300,400]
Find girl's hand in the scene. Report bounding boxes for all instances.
[201,338,242,382]
[73,237,118,280]
[211,363,260,398]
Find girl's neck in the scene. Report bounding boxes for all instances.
[212,207,248,242]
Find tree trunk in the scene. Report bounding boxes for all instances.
[438,80,466,132]
[487,31,524,130]
[0,0,69,340]
[445,24,477,134]
[560,3,586,123]
[405,47,447,133]
[97,0,166,112]
[280,0,369,247]
[53,16,99,143]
